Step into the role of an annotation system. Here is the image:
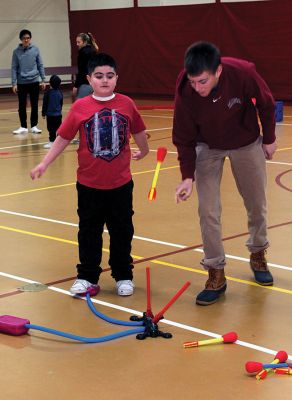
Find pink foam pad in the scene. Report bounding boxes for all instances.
[0,315,30,336]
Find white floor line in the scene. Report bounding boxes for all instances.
[0,142,48,150]
[1,142,290,167]
[0,208,291,271]
[146,127,172,132]
[0,127,173,152]
[266,160,292,166]
[1,270,291,360]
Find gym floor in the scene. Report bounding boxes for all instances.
[0,92,291,399]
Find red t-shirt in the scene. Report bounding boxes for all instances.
[58,93,146,189]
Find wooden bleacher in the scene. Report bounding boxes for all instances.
[0,66,77,87]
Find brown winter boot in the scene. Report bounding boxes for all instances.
[196,268,227,306]
[250,249,273,286]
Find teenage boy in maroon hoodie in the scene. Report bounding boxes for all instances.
[172,41,277,306]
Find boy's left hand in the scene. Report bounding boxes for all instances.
[131,150,143,160]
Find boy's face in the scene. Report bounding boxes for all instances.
[87,66,118,97]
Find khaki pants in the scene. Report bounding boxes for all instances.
[195,137,268,270]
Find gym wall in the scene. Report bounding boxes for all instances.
[68,0,292,100]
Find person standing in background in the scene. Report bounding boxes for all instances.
[42,75,63,149]
[71,32,99,144]
[72,32,99,100]
[11,29,46,134]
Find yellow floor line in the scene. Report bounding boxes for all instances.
[0,224,292,295]
[0,166,178,198]
[151,259,292,294]
[0,183,75,198]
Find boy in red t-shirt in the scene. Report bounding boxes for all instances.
[30,53,149,297]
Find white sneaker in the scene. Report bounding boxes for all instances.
[31,126,42,133]
[13,127,28,134]
[70,279,98,295]
[43,142,53,149]
[116,280,135,296]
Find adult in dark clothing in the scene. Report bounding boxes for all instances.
[172,41,277,306]
[11,29,46,134]
[42,75,63,149]
[72,32,99,100]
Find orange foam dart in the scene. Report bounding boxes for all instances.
[148,147,167,201]
[183,331,238,348]
[255,350,288,380]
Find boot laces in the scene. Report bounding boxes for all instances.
[205,269,225,290]
[250,250,268,271]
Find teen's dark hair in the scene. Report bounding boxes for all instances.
[184,41,221,76]
[87,53,117,75]
[19,29,32,39]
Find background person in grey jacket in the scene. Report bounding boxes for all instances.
[11,29,46,134]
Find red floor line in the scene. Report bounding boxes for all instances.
[275,169,292,192]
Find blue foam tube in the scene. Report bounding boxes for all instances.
[86,293,144,326]
[25,323,145,343]
[262,363,292,369]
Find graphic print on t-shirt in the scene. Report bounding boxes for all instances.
[84,107,128,161]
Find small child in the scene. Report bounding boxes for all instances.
[42,75,63,149]
[30,53,149,297]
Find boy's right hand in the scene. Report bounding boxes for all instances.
[30,163,47,180]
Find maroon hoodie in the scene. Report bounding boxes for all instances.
[172,57,276,180]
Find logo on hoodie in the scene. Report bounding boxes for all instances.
[228,98,241,109]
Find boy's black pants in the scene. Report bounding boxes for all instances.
[46,115,62,142]
[76,180,134,284]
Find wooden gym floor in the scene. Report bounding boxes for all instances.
[0,92,291,399]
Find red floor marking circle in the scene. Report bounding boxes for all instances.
[0,152,12,156]
[275,169,292,192]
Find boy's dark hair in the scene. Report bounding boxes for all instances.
[49,75,61,89]
[87,53,117,75]
[19,29,32,39]
[184,41,221,76]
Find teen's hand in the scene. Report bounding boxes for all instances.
[263,141,277,160]
[175,178,193,203]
